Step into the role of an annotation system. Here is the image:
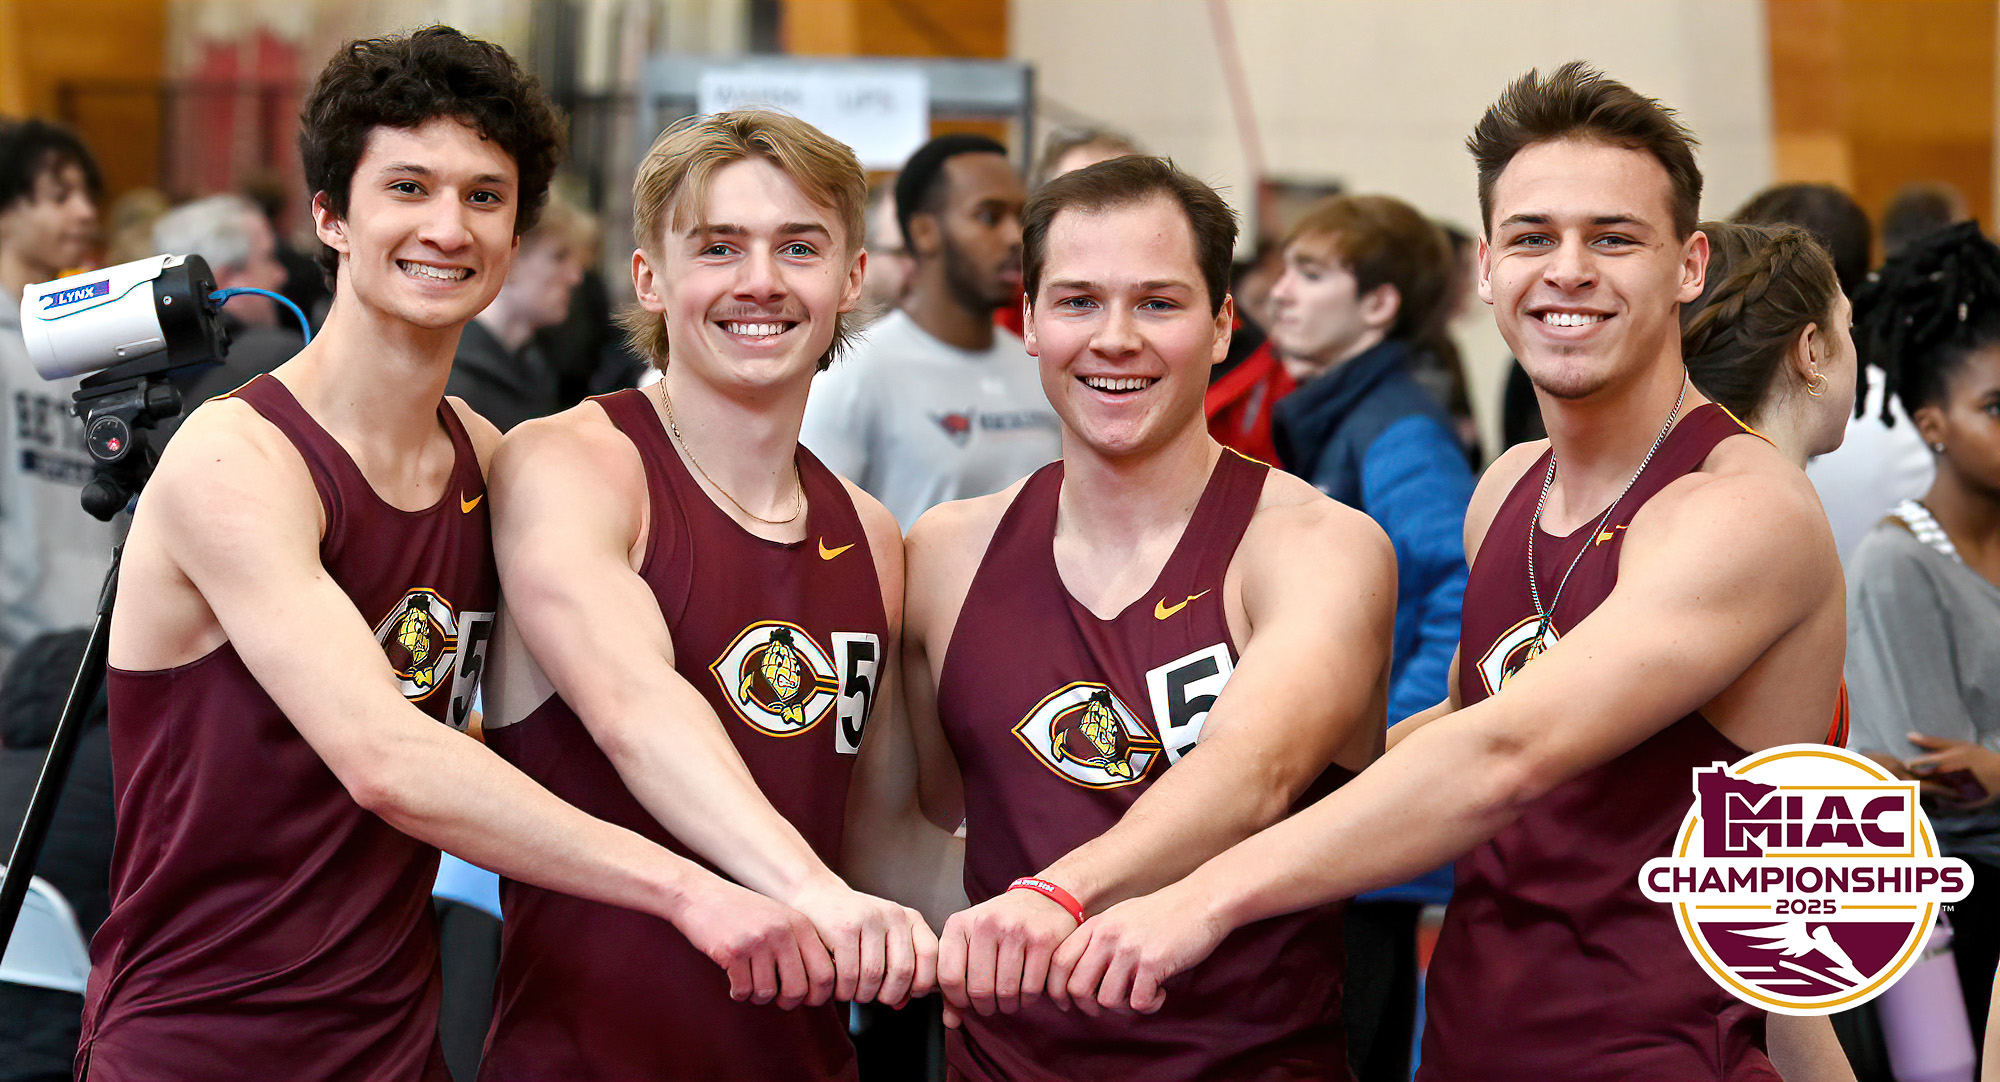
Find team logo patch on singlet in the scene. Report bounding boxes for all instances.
[711,622,842,737]
[1640,744,1973,1014]
[1013,682,1162,789]
[372,588,495,728]
[1475,614,1561,695]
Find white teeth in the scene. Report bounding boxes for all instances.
[1082,376,1154,392]
[400,261,469,281]
[724,321,788,337]
[1542,311,1606,327]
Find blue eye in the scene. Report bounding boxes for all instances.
[784,242,817,257]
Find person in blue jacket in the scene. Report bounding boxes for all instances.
[1265,192,1473,1082]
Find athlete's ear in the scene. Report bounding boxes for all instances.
[632,247,666,315]
[837,246,868,314]
[1476,234,1494,306]
[1211,294,1235,367]
[310,191,349,258]
[1677,228,1710,304]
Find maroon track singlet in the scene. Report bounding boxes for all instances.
[478,388,887,1082]
[79,375,498,1082]
[1419,403,1778,1082]
[940,452,1355,1082]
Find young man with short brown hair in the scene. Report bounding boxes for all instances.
[864,154,1396,1080]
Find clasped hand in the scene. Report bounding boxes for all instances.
[936,883,1230,1024]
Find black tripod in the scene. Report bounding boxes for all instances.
[0,370,184,948]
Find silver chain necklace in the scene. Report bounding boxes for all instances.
[1522,375,1689,664]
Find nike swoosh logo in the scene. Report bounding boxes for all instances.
[460,492,483,513]
[818,538,855,560]
[1154,590,1210,620]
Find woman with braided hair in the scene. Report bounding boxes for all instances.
[1679,220,1856,466]
[1845,220,2000,1048]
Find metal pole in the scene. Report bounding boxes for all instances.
[0,548,118,948]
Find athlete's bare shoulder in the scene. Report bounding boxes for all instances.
[905,479,1026,570]
[1634,430,1835,574]
[1242,465,1393,568]
[1232,465,1394,639]
[837,477,907,630]
[902,479,1029,646]
[1466,438,1548,563]
[146,394,320,530]
[443,396,503,473]
[490,396,646,502]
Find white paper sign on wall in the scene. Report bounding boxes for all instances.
[697,68,930,170]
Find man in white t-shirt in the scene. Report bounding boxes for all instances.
[0,119,110,663]
[802,134,1058,529]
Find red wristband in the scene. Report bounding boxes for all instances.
[1008,876,1085,925]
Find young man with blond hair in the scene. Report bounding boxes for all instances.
[476,110,935,1081]
[1051,63,1855,1081]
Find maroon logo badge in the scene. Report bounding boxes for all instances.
[1640,744,1972,1014]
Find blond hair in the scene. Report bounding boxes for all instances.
[526,188,599,255]
[618,110,867,371]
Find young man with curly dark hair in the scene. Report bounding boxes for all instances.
[78,28,831,1082]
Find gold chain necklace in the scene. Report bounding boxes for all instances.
[656,379,804,526]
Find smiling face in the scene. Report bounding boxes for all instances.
[632,156,865,393]
[1480,137,1707,401]
[1025,195,1230,459]
[313,116,520,331]
[0,160,98,279]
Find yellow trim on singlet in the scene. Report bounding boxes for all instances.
[1708,400,1777,449]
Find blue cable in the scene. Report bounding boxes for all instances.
[208,287,313,344]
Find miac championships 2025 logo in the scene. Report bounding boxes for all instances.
[1640,744,1972,1015]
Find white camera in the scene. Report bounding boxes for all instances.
[21,254,226,382]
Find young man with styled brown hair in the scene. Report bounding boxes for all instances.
[1053,62,1857,1081]
[477,110,934,1081]
[855,153,1395,1080]
[81,31,826,1082]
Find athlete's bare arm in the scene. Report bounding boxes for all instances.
[1059,434,1844,1012]
[109,397,828,1008]
[1385,439,1545,751]
[486,401,933,1006]
[840,479,967,934]
[925,472,1397,1020]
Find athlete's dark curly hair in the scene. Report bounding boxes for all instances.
[1680,221,1840,421]
[298,25,566,286]
[1850,220,2000,423]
